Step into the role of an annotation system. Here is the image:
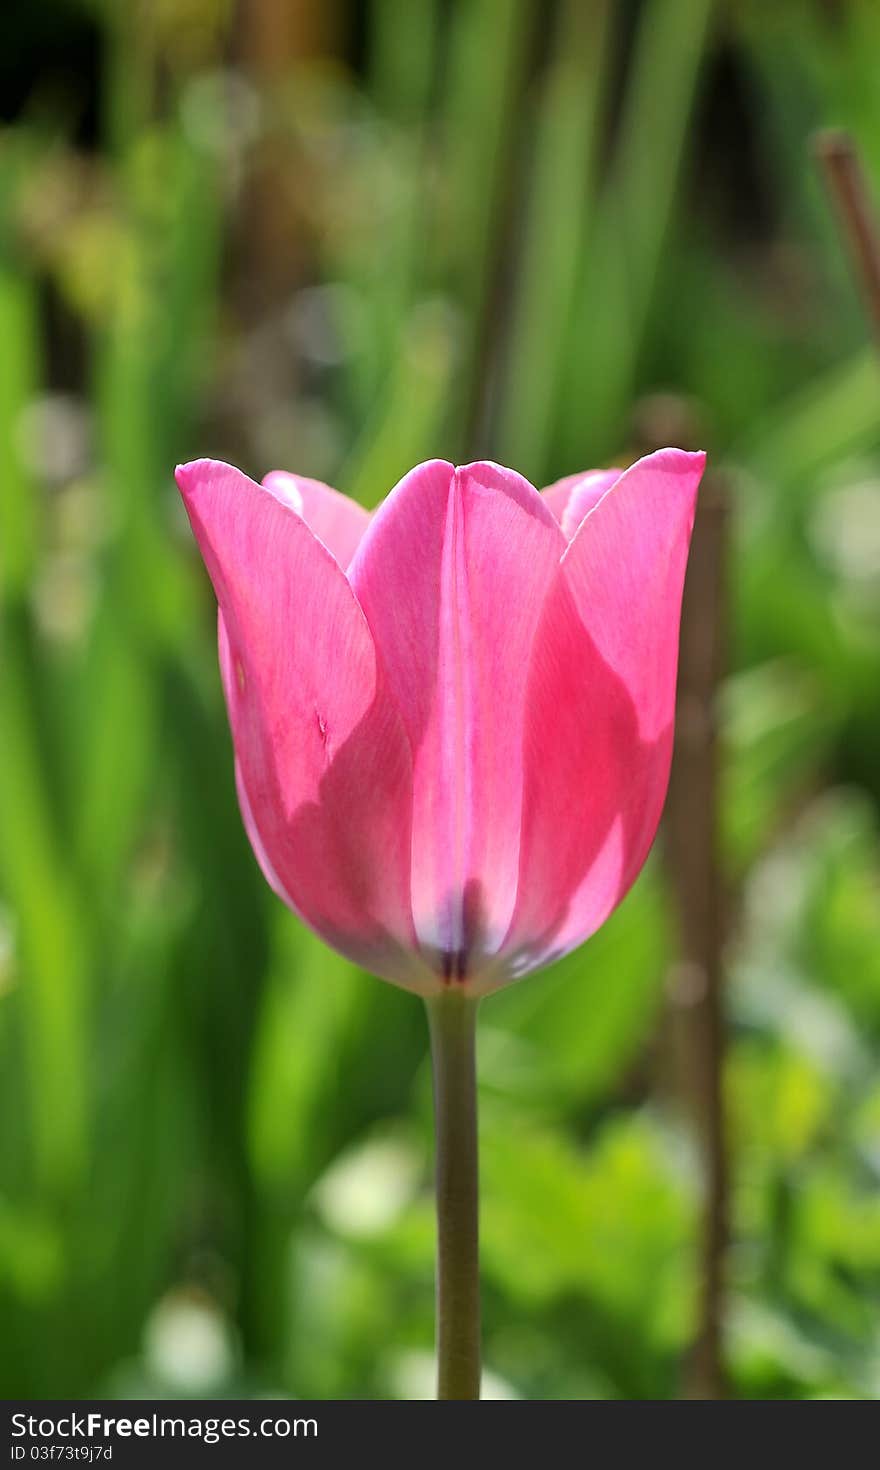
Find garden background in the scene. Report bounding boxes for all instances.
[2,0,880,1401]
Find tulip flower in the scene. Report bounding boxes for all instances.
[176,447,705,1399]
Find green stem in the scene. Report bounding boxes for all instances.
[426,991,481,1401]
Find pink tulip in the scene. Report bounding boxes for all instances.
[176,448,705,996]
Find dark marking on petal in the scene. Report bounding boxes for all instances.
[437,879,487,985]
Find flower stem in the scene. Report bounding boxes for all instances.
[426,990,481,1400]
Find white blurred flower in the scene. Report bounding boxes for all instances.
[17,394,91,484]
[389,1350,519,1402]
[312,1134,422,1239]
[810,476,880,585]
[143,1290,235,1394]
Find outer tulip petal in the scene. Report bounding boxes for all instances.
[541,468,622,540]
[350,459,566,978]
[506,448,706,977]
[177,459,431,990]
[262,469,370,569]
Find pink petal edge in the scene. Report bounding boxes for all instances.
[176,458,433,992]
[261,470,371,570]
[349,458,566,979]
[503,447,706,980]
[541,467,622,539]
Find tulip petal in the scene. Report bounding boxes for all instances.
[507,448,705,976]
[262,469,370,569]
[350,459,566,978]
[177,458,430,989]
[541,467,621,539]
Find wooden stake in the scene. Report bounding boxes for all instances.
[665,473,730,1400]
[815,130,880,348]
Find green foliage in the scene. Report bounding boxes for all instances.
[1,0,879,1401]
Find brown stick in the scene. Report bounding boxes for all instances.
[665,473,730,1400]
[233,0,343,306]
[815,130,880,347]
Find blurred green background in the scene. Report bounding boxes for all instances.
[2,0,880,1401]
